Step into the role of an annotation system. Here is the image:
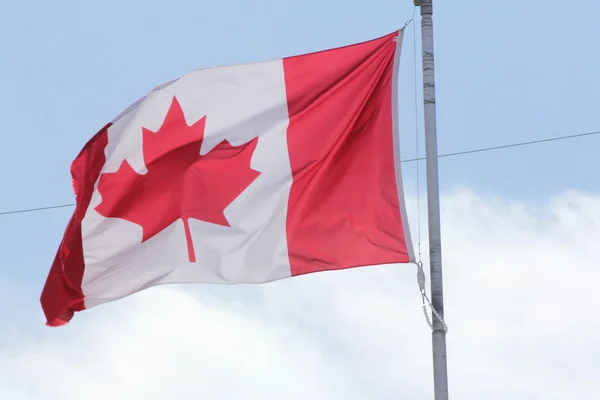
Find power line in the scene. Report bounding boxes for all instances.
[0,203,76,216]
[1,129,599,217]
[400,129,600,163]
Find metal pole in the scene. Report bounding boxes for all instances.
[413,0,449,399]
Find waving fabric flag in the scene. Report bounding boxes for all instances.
[41,30,414,326]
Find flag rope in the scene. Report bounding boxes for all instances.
[408,6,445,333]
[417,260,449,333]
[410,6,423,264]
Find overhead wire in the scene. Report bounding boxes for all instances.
[400,129,600,163]
[0,128,599,217]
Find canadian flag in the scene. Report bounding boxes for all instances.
[41,30,414,326]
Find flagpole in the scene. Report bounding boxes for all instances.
[413,1,449,399]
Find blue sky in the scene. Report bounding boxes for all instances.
[1,1,599,398]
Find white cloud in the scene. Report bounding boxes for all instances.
[1,189,599,399]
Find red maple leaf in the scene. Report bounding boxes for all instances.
[95,96,260,262]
